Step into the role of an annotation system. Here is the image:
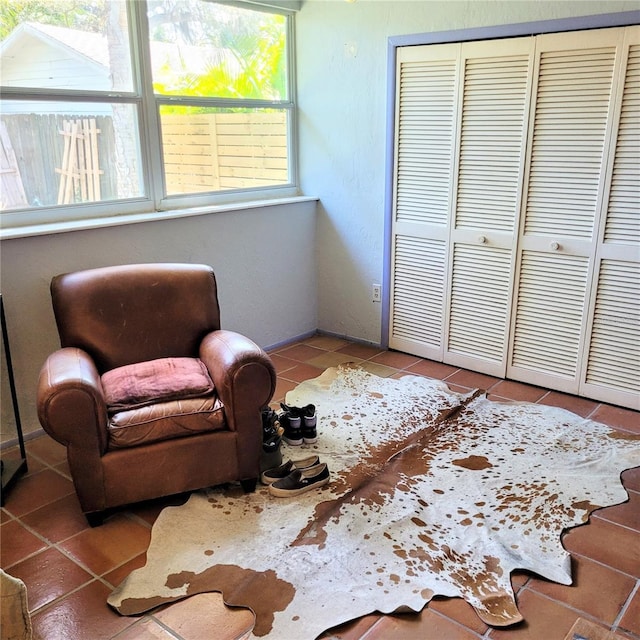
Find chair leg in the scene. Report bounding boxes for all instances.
[240,478,258,493]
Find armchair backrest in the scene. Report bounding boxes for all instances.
[51,263,221,372]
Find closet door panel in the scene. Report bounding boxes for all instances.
[508,29,622,391]
[523,48,618,239]
[453,42,533,234]
[389,44,459,358]
[581,34,640,409]
[444,39,533,375]
[583,259,639,408]
[391,235,447,354]
[447,244,512,363]
[601,45,640,248]
[511,251,590,391]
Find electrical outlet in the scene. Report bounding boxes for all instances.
[372,284,381,302]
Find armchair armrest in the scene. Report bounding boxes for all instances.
[37,347,109,454]
[199,330,276,429]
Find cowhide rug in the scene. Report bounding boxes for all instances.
[108,364,639,638]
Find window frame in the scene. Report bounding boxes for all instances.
[0,0,298,231]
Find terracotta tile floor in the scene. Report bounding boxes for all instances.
[1,334,639,640]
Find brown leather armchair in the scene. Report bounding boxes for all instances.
[37,263,276,525]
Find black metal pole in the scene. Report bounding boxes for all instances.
[1,294,28,504]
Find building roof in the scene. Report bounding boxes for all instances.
[1,21,238,86]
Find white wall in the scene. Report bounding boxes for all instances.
[2,32,109,93]
[296,0,638,344]
[2,0,637,442]
[0,201,317,441]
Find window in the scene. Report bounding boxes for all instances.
[0,0,296,229]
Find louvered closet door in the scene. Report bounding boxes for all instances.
[390,26,637,407]
[508,28,625,393]
[443,38,534,376]
[581,29,640,409]
[389,44,459,359]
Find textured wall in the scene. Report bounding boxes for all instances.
[0,201,317,441]
[296,0,638,344]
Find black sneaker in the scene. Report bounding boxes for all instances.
[260,454,320,484]
[301,404,317,444]
[280,403,303,445]
[261,408,279,437]
[268,463,330,497]
[262,408,283,452]
[263,432,281,454]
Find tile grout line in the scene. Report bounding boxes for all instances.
[5,338,639,639]
[560,547,640,582]
[517,584,618,633]
[612,578,639,634]
[591,490,640,533]
[27,577,100,620]
[585,402,605,422]
[585,511,640,536]
[111,614,186,640]
[424,607,487,639]
[3,467,152,615]
[5,505,137,607]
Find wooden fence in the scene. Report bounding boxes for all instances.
[0,122,28,210]
[162,112,288,194]
[1,111,288,210]
[2,114,116,209]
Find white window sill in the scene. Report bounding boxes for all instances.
[0,195,318,241]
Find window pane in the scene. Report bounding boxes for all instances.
[160,105,289,195]
[0,1,133,92]
[148,0,288,101]
[1,101,144,211]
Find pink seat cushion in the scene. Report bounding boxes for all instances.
[102,357,214,411]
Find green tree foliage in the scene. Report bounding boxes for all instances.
[2,0,287,104]
[0,0,107,39]
[217,13,286,100]
[148,1,287,106]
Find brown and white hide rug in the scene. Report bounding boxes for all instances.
[108,364,640,639]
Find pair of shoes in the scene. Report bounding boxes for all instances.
[261,408,283,454]
[261,454,320,484]
[268,462,330,497]
[279,403,317,445]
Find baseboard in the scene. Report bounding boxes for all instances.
[314,329,384,350]
[264,330,318,352]
[264,329,384,353]
[1,427,45,451]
